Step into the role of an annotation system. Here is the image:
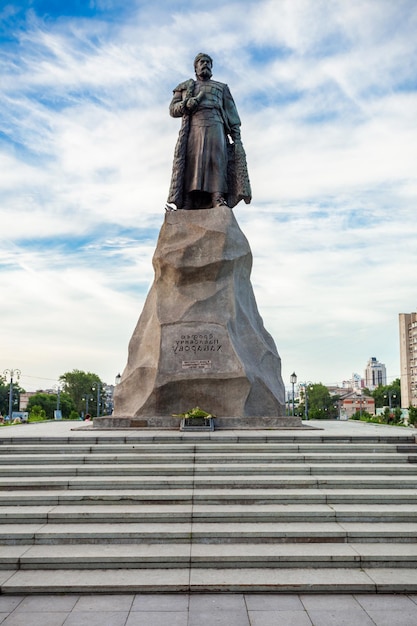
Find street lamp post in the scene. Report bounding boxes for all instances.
[53,384,62,420]
[290,372,297,417]
[92,383,101,417]
[300,381,313,420]
[81,395,94,418]
[357,393,364,418]
[3,369,21,421]
[305,388,309,420]
[384,391,397,410]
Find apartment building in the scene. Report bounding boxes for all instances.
[399,312,417,408]
[364,357,386,390]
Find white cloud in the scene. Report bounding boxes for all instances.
[1,0,416,392]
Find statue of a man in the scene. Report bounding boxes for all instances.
[166,53,251,210]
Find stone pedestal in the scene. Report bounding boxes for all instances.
[111,207,301,428]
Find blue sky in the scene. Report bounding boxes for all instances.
[1,0,417,394]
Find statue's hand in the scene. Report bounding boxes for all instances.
[186,97,200,112]
[231,130,241,143]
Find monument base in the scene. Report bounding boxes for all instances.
[113,207,294,422]
[93,415,304,430]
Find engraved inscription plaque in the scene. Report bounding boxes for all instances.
[160,323,242,376]
[182,360,212,370]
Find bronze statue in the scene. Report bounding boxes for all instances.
[166,53,251,211]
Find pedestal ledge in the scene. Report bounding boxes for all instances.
[94,416,305,430]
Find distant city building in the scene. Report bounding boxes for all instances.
[339,391,375,419]
[19,392,37,411]
[327,385,351,397]
[19,389,56,411]
[364,357,387,390]
[339,375,362,390]
[399,312,417,408]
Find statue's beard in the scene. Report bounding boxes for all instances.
[197,67,212,80]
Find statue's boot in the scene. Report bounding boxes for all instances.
[211,192,228,207]
[182,194,194,210]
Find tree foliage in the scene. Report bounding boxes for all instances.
[408,406,417,426]
[0,374,26,417]
[28,405,47,421]
[27,392,75,420]
[298,383,340,419]
[366,378,401,408]
[59,370,104,415]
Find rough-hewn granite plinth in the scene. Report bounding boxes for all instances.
[111,207,302,428]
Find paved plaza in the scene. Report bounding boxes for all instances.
[2,591,417,625]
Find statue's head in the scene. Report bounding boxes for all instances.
[194,53,213,80]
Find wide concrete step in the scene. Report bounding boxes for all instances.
[0,520,417,544]
[0,442,410,455]
[2,503,417,525]
[0,462,415,477]
[1,430,416,595]
[1,542,416,569]
[1,488,417,506]
[1,474,416,490]
[2,566,417,593]
[0,453,410,465]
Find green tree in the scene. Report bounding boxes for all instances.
[408,406,417,426]
[369,379,401,409]
[27,394,55,419]
[298,383,339,419]
[59,370,104,415]
[393,407,403,423]
[26,392,76,420]
[29,405,47,421]
[351,410,374,421]
[0,377,9,416]
[0,375,26,417]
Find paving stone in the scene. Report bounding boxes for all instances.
[355,593,417,611]
[126,612,188,626]
[15,595,79,612]
[188,610,250,626]
[248,610,312,626]
[244,594,305,610]
[63,611,128,626]
[188,593,246,611]
[299,593,362,610]
[0,612,69,626]
[366,609,417,625]
[73,594,134,611]
[306,608,375,626]
[131,594,189,611]
[0,597,24,613]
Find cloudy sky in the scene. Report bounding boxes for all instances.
[1,0,416,395]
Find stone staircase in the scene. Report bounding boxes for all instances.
[1,429,417,593]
